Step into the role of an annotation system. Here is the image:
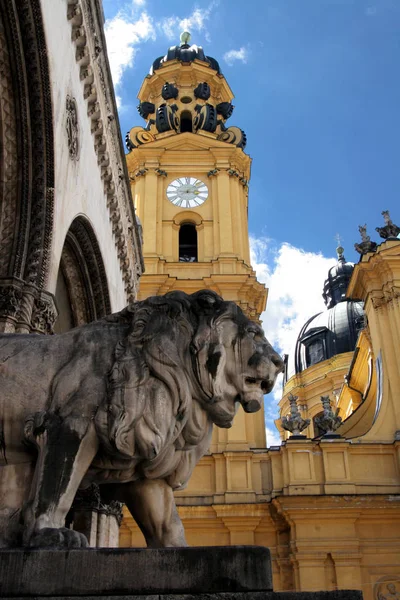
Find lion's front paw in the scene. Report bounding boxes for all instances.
[29,527,89,549]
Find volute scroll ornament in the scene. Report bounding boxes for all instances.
[126,126,155,150]
[156,103,179,133]
[193,103,217,133]
[217,125,247,149]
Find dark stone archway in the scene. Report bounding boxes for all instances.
[54,217,111,333]
[0,0,55,333]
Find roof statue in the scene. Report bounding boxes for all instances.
[376,210,400,240]
[354,223,377,255]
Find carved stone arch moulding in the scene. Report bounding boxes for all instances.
[0,0,55,334]
[55,216,111,332]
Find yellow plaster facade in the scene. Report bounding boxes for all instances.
[277,238,400,598]
[123,38,400,599]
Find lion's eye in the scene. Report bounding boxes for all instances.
[247,329,257,338]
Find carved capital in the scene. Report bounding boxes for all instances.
[31,295,58,334]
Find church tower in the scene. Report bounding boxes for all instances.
[125,32,266,320]
[122,33,273,549]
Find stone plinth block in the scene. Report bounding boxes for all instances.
[0,547,272,596]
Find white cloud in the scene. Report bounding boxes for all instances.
[104,2,218,108]
[266,426,282,447]
[104,10,155,97]
[251,237,336,446]
[223,47,248,66]
[158,5,215,41]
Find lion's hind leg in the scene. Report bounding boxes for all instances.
[122,479,187,548]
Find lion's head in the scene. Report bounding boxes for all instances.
[97,290,283,460]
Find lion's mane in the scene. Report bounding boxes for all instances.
[94,290,234,487]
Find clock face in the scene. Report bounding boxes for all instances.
[166,177,208,208]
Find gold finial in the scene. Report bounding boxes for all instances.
[180,31,191,45]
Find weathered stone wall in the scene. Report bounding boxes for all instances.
[41,0,142,310]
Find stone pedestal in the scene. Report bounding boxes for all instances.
[0,546,362,599]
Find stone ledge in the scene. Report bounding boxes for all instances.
[0,547,272,596]
[0,593,363,599]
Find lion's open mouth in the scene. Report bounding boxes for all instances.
[245,377,271,394]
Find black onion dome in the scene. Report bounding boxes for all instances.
[150,35,221,75]
[294,301,364,373]
[322,246,355,309]
[290,245,364,375]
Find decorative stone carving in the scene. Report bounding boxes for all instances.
[126,127,155,150]
[162,82,178,100]
[0,290,283,549]
[66,96,79,159]
[137,101,155,119]
[217,125,247,149]
[314,396,342,437]
[370,286,400,309]
[67,0,143,300]
[354,224,377,255]
[376,210,400,240]
[0,286,22,318]
[193,103,217,133]
[0,0,55,292]
[194,82,211,100]
[31,297,58,334]
[374,576,400,599]
[156,103,179,133]
[281,394,310,437]
[0,279,58,334]
[216,102,234,120]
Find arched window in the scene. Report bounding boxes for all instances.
[179,223,197,262]
[180,111,193,133]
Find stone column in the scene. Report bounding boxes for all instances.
[0,279,57,334]
[69,484,123,548]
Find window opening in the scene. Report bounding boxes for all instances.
[305,338,325,367]
[180,111,193,133]
[179,223,197,262]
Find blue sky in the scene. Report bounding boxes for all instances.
[103,0,400,443]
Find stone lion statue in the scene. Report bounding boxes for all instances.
[0,290,283,549]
